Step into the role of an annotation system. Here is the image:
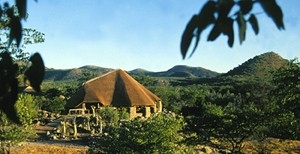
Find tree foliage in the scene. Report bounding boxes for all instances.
[39,97,66,114]
[15,93,39,125]
[0,1,45,124]
[133,75,157,87]
[181,0,284,59]
[97,107,129,126]
[180,74,283,152]
[272,59,300,117]
[76,69,98,86]
[184,93,267,153]
[0,94,38,143]
[269,59,300,139]
[88,113,186,154]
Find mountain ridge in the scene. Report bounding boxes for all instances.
[44,65,220,81]
[44,51,289,82]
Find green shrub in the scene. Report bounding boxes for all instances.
[88,113,187,154]
[0,94,38,144]
[97,107,129,126]
[40,96,66,114]
[15,94,39,125]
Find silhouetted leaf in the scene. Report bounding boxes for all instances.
[237,13,246,44]
[4,2,9,8]
[188,30,201,59]
[248,14,259,35]
[8,17,22,47]
[258,0,284,30]
[207,0,234,44]
[181,15,199,59]
[181,1,217,59]
[0,5,2,17]
[222,18,234,47]
[186,1,216,58]
[238,0,253,14]
[218,0,234,19]
[24,53,45,92]
[0,52,20,124]
[207,22,222,42]
[16,0,27,20]
[198,1,216,17]
[0,78,20,124]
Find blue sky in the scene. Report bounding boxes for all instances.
[22,0,299,73]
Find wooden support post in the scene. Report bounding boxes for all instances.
[130,107,137,119]
[145,107,151,118]
[157,101,162,112]
[82,103,86,110]
[91,105,96,117]
[73,116,78,139]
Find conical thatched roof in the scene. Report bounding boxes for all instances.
[66,69,161,108]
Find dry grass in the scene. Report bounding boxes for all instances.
[10,141,88,154]
[7,124,88,154]
[243,138,300,154]
[6,123,300,154]
[8,138,300,154]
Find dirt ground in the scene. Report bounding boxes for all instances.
[9,138,300,154]
[5,124,300,154]
[10,141,88,154]
[243,138,300,154]
[7,124,89,154]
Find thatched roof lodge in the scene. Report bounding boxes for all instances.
[65,69,162,118]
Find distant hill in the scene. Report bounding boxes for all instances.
[129,65,220,78]
[44,52,288,82]
[78,65,114,73]
[44,65,220,81]
[129,68,152,75]
[45,66,113,81]
[174,52,290,86]
[159,65,219,78]
[223,52,288,79]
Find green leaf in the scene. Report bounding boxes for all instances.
[248,14,259,35]
[180,15,199,59]
[16,0,27,20]
[238,0,253,15]
[24,53,45,92]
[8,17,22,47]
[258,0,284,30]
[237,13,247,44]
[222,18,234,47]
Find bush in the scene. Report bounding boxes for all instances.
[0,94,38,144]
[40,97,66,114]
[97,107,129,126]
[15,94,39,125]
[88,113,187,154]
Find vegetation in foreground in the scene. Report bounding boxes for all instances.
[0,0,293,153]
[1,54,300,153]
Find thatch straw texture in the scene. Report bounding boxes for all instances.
[66,69,161,108]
